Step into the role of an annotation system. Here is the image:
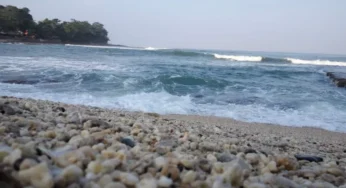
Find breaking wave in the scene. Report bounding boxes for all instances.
[214,54,263,62]
[64,44,346,66]
[286,58,346,67]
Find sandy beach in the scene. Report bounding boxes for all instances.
[0,96,345,188]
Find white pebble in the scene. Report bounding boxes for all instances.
[158,176,173,187]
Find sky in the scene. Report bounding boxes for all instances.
[2,0,346,54]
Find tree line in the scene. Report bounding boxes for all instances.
[0,5,109,44]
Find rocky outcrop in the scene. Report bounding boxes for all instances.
[326,72,346,87]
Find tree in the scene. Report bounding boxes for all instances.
[36,18,62,39]
[0,5,109,44]
[0,5,35,33]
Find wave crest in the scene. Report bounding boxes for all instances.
[286,58,346,66]
[214,54,263,62]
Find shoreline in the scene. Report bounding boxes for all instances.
[0,38,126,47]
[0,96,345,187]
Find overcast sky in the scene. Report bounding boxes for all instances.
[2,0,346,54]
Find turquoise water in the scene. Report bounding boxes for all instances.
[1,43,346,131]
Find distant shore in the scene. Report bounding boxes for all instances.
[0,37,126,47]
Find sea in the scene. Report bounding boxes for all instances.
[1,43,346,132]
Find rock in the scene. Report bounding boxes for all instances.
[104,182,126,188]
[154,156,167,169]
[15,158,39,170]
[247,182,268,188]
[156,138,177,155]
[267,161,277,172]
[217,153,236,163]
[158,176,173,187]
[4,149,22,165]
[268,176,300,188]
[199,142,219,152]
[57,165,83,186]
[327,167,345,177]
[276,156,298,170]
[199,159,212,173]
[86,161,103,174]
[18,162,54,188]
[180,159,194,169]
[244,148,257,154]
[0,170,22,188]
[212,176,231,188]
[246,153,259,165]
[310,181,337,188]
[207,154,217,163]
[98,175,113,187]
[120,137,135,148]
[137,178,157,188]
[67,112,82,124]
[222,158,251,187]
[326,72,346,87]
[55,150,85,168]
[120,173,139,186]
[294,154,323,162]
[0,103,16,115]
[0,145,12,162]
[102,159,121,173]
[161,164,180,181]
[189,142,198,150]
[182,170,197,184]
[83,119,110,128]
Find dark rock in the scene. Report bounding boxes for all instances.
[55,107,66,112]
[13,157,40,171]
[244,148,257,154]
[217,153,236,162]
[294,154,323,162]
[83,119,110,128]
[0,103,15,115]
[121,137,135,148]
[326,72,346,87]
[0,169,22,188]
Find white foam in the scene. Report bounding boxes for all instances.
[214,54,262,62]
[144,47,158,50]
[287,58,346,66]
[1,85,346,132]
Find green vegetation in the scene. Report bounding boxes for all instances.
[0,5,109,44]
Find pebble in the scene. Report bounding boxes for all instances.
[18,162,54,188]
[161,164,180,180]
[58,165,83,185]
[199,142,219,152]
[98,174,113,187]
[295,154,323,162]
[120,173,139,186]
[137,178,157,188]
[217,152,236,162]
[86,161,103,174]
[0,97,345,188]
[182,170,197,184]
[154,156,167,169]
[207,154,217,162]
[120,137,136,148]
[104,182,126,188]
[327,167,344,176]
[267,161,278,172]
[246,153,259,164]
[158,176,173,187]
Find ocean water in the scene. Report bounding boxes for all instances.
[1,43,346,132]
